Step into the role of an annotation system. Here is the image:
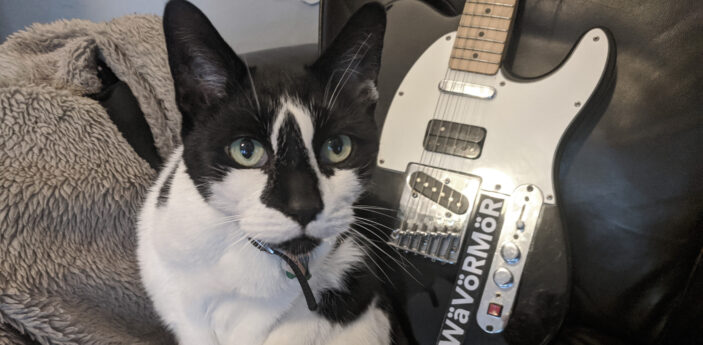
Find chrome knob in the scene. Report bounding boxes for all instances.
[493,268,514,289]
[501,242,521,264]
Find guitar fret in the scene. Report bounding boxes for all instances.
[450,59,500,74]
[452,40,505,56]
[458,24,508,32]
[467,0,515,7]
[453,46,503,55]
[451,54,501,64]
[455,35,504,44]
[457,27,508,41]
[462,12,512,20]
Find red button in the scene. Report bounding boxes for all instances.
[487,303,503,317]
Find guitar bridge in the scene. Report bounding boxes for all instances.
[388,164,481,263]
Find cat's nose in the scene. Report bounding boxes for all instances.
[286,193,322,227]
[265,169,323,227]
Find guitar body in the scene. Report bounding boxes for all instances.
[364,1,615,344]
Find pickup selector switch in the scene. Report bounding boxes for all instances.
[493,268,514,289]
[501,242,521,264]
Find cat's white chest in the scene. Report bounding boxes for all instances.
[136,148,386,344]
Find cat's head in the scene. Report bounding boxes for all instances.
[163,1,386,257]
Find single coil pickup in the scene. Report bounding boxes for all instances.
[408,171,470,214]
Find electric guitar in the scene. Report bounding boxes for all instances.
[364,1,615,344]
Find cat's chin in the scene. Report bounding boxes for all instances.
[250,235,329,287]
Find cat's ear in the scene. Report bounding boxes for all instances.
[311,3,386,105]
[163,0,248,137]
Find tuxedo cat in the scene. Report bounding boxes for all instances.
[137,1,400,344]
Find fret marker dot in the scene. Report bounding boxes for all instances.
[479,31,485,37]
[485,8,491,14]
[473,53,479,58]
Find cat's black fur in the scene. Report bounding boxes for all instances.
[163,0,384,201]
[154,1,406,343]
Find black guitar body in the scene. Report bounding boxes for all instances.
[360,1,615,344]
[368,172,568,345]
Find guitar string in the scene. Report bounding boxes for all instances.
[429,0,490,259]
[404,0,484,252]
[398,0,509,257]
[438,0,492,258]
[438,0,480,257]
[404,42,455,255]
[398,35,455,253]
[413,0,482,258]
[411,1,470,257]
[420,0,510,258]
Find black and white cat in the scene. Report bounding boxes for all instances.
[137,1,400,344]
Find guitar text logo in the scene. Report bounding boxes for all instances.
[437,194,504,345]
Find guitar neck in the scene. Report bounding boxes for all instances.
[450,0,518,75]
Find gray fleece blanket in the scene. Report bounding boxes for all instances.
[0,15,182,344]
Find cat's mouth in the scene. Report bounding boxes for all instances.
[271,236,320,279]
[250,235,321,278]
[274,235,321,255]
[250,236,320,310]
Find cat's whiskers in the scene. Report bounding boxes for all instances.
[327,33,373,110]
[322,69,340,107]
[347,226,421,286]
[351,218,420,275]
[206,218,243,228]
[349,224,421,286]
[352,215,396,232]
[345,232,392,284]
[350,220,412,265]
[351,206,399,220]
[223,233,254,252]
[241,56,261,112]
[352,204,399,212]
[328,69,362,111]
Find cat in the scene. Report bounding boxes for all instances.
[136,1,402,344]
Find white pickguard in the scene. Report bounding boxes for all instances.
[377,29,610,203]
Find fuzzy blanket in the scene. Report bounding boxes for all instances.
[0,15,181,344]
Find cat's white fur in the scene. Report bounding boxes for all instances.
[137,99,390,345]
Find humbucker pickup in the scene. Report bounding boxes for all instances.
[423,120,486,159]
[409,171,470,214]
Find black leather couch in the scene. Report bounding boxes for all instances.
[322,1,703,344]
[98,1,702,344]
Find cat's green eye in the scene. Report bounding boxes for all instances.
[320,135,352,164]
[228,138,267,168]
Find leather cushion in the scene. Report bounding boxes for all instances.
[321,0,703,343]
